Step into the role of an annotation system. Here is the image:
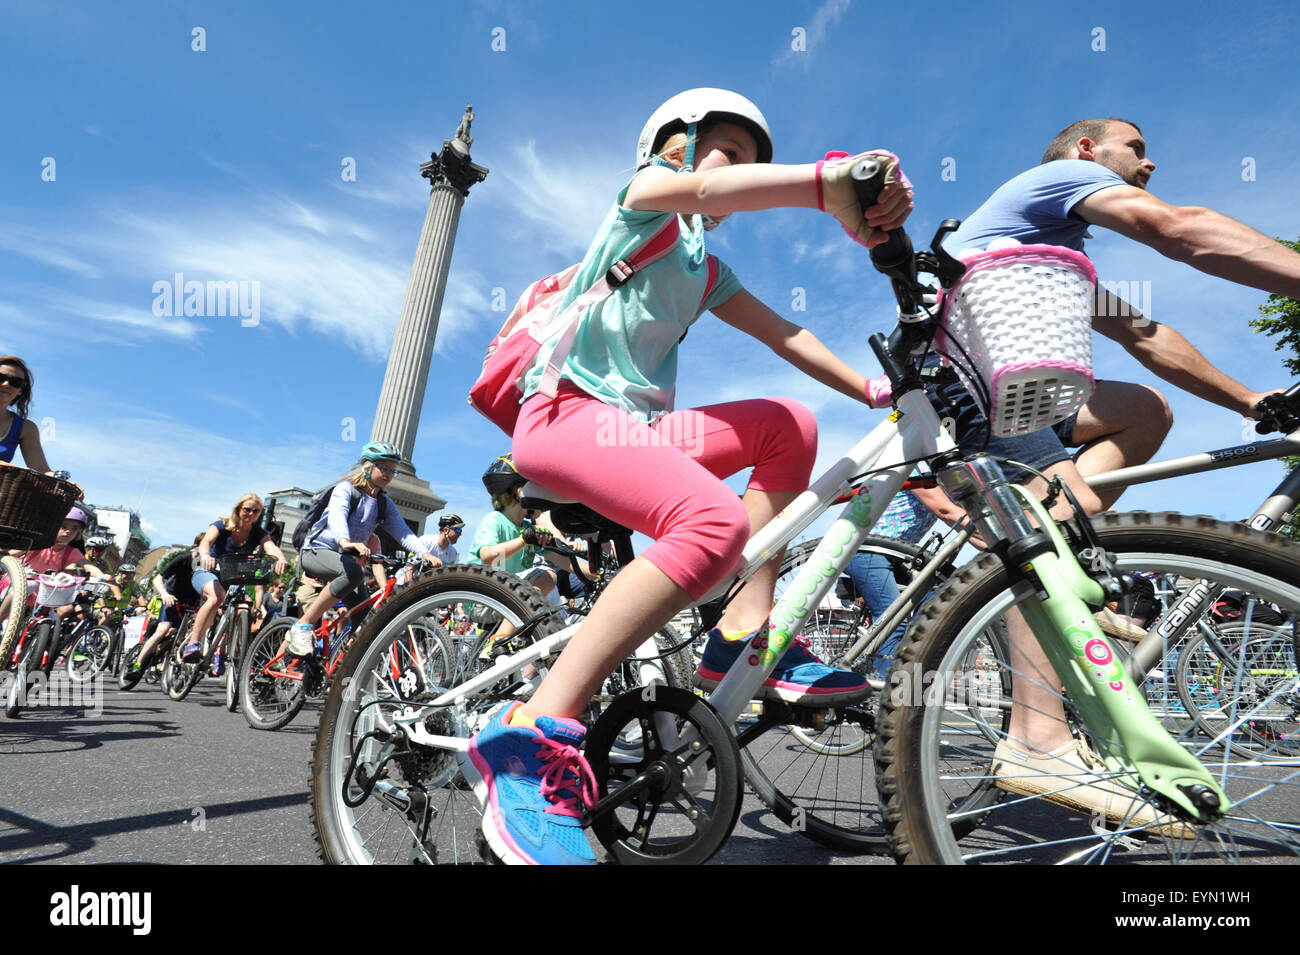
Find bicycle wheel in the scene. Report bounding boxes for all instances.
[1176,622,1300,761]
[162,617,198,701]
[66,625,114,683]
[311,565,560,865]
[878,511,1300,865]
[119,643,144,691]
[739,533,961,853]
[239,618,308,731]
[5,620,52,718]
[0,554,28,665]
[225,608,250,712]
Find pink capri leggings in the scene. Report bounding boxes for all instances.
[513,385,817,601]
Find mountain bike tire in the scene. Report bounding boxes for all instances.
[876,511,1300,865]
[311,565,559,865]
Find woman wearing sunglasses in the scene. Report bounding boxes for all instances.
[0,356,53,472]
[186,493,288,668]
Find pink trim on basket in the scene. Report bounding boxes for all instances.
[936,243,1098,316]
[990,360,1094,389]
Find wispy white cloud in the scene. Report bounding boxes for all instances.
[773,0,853,71]
[0,228,103,279]
[485,140,625,259]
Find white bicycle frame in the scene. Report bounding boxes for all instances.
[392,387,956,748]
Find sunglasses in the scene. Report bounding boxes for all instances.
[240,506,262,515]
[0,373,27,389]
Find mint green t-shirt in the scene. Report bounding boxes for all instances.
[520,180,743,422]
[463,510,538,573]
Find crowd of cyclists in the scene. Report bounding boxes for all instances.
[6,82,1300,866]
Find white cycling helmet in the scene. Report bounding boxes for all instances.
[635,88,773,168]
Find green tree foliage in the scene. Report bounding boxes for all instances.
[1248,238,1300,540]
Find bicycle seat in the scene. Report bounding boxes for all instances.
[520,481,631,540]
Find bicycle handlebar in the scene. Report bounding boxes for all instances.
[1253,382,1300,435]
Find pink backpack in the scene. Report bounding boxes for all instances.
[468,215,718,436]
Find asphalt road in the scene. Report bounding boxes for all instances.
[3,673,1295,866]
[0,675,892,866]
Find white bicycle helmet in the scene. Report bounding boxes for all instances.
[635,88,773,168]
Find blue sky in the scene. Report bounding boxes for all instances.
[3,0,1299,548]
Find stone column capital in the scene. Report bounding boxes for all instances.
[421,141,489,198]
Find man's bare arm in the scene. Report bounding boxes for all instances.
[1092,289,1269,416]
[1075,185,1300,299]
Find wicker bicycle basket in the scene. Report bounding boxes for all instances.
[937,243,1098,438]
[217,553,269,586]
[0,468,81,550]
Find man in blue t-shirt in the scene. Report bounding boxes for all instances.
[931,118,1300,829]
[934,117,1297,519]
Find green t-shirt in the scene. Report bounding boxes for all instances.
[463,511,539,573]
[520,176,742,422]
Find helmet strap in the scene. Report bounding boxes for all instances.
[682,121,698,173]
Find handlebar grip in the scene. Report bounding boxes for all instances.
[848,157,914,272]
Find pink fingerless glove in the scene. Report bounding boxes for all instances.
[866,375,893,408]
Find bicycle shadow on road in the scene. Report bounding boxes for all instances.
[0,792,309,864]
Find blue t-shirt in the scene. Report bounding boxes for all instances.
[946,160,1128,253]
[521,174,743,422]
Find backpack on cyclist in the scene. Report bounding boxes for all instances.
[291,483,388,551]
[467,215,718,437]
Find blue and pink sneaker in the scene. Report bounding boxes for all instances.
[694,624,869,706]
[465,702,599,865]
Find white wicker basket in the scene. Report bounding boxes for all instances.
[34,572,85,608]
[938,242,1097,437]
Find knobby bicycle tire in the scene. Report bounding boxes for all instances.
[311,565,559,865]
[876,511,1300,865]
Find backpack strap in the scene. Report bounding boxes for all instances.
[537,215,683,399]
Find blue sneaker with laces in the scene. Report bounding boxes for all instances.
[694,623,869,706]
[465,702,598,865]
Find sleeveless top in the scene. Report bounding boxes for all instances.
[0,412,25,464]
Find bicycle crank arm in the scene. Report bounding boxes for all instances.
[587,762,671,823]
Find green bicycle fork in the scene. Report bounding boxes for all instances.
[1009,487,1229,823]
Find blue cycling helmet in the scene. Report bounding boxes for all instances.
[360,441,403,464]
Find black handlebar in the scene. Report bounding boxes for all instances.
[849,159,921,314]
[1254,383,1300,435]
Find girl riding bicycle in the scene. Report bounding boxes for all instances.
[287,443,439,656]
[466,88,913,865]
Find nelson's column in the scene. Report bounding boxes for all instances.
[344,105,489,536]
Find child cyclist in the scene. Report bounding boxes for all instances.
[287,443,440,655]
[467,88,913,864]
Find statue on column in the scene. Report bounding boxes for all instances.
[455,105,475,150]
